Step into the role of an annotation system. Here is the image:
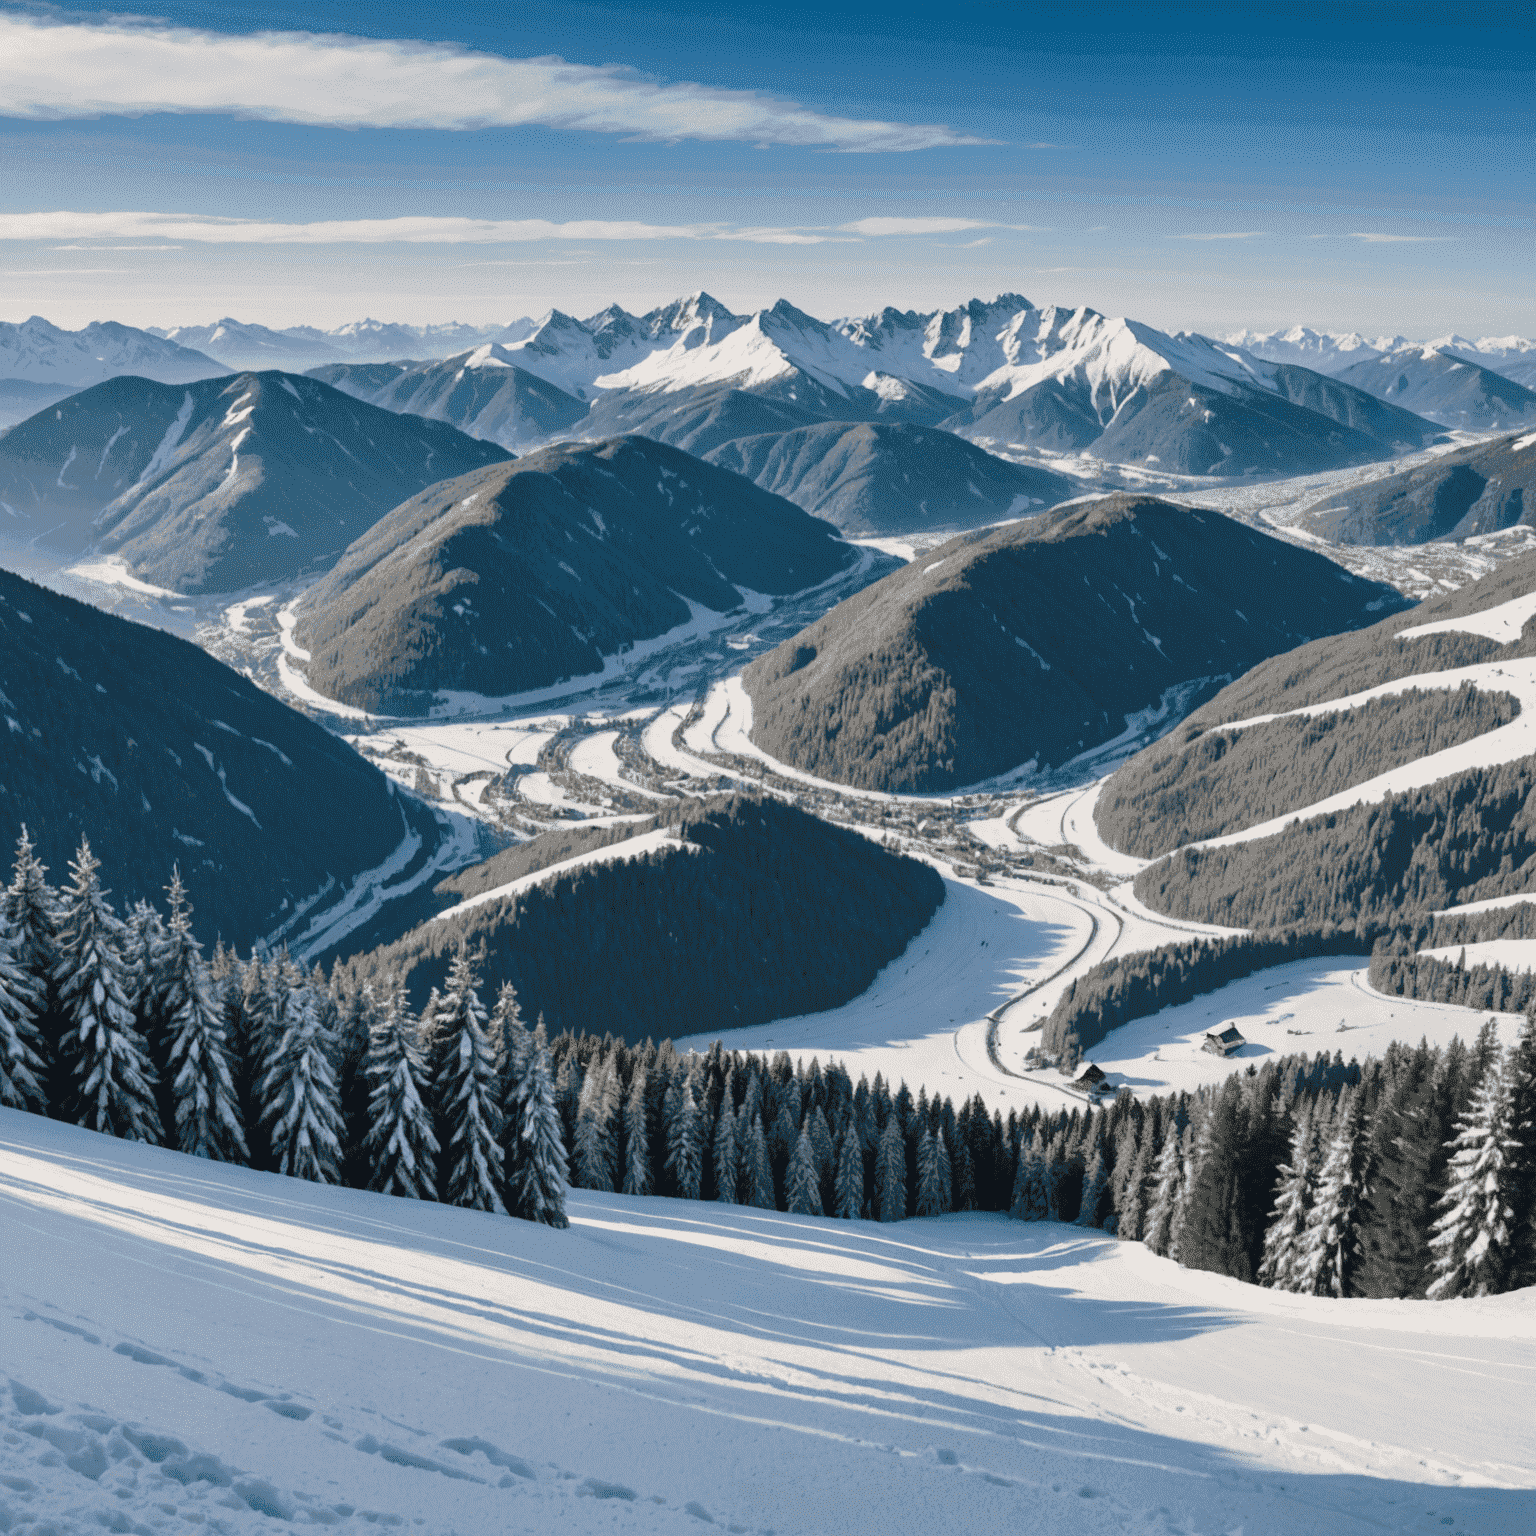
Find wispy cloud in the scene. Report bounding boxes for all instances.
[0,13,990,152]
[1169,232,1267,241]
[0,211,1023,246]
[1346,232,1456,244]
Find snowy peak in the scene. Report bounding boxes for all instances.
[0,316,226,388]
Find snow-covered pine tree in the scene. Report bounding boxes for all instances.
[1075,1130,1110,1229]
[123,899,167,1032]
[159,871,247,1163]
[1011,1132,1051,1221]
[743,1113,775,1209]
[1257,1101,1319,1290]
[426,949,505,1213]
[833,1125,864,1218]
[951,1125,977,1212]
[573,1057,619,1192]
[261,979,344,1183]
[0,914,45,1112]
[1429,1050,1525,1299]
[1296,1086,1370,1297]
[666,1065,704,1200]
[915,1127,952,1218]
[1143,1117,1186,1257]
[877,1115,907,1222]
[785,1127,823,1216]
[712,1100,739,1203]
[364,980,438,1200]
[53,838,161,1143]
[621,1065,652,1197]
[5,827,58,1003]
[506,1019,569,1227]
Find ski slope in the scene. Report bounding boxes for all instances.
[2,1113,1533,1536]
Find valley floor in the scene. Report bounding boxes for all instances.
[3,1111,1533,1536]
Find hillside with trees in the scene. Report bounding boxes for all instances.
[0,566,439,952]
[741,494,1406,793]
[336,795,944,1042]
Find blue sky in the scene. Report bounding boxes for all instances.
[1,1,1530,335]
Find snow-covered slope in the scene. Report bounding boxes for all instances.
[3,1111,1531,1536]
[0,315,226,388]
[0,371,511,592]
[1333,345,1536,431]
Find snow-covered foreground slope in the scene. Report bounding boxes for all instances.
[3,1113,1534,1536]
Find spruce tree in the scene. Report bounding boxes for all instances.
[951,1128,977,1212]
[1178,1080,1257,1281]
[506,1020,569,1227]
[1296,1087,1370,1297]
[915,1128,952,1218]
[833,1125,864,1218]
[743,1113,775,1209]
[364,980,438,1200]
[1143,1120,1186,1256]
[877,1116,907,1222]
[1429,1052,1524,1299]
[5,827,59,1097]
[1010,1132,1050,1221]
[262,980,344,1183]
[785,1127,823,1216]
[1075,1132,1110,1231]
[621,1066,653,1197]
[0,915,45,1112]
[427,950,505,1213]
[666,1067,704,1200]
[159,872,247,1163]
[573,1057,619,1192]
[1258,1102,1319,1291]
[54,839,161,1143]
[713,1101,740,1203]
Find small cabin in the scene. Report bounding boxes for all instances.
[1203,1024,1246,1058]
[1073,1063,1110,1093]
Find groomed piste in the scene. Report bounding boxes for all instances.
[2,1110,1534,1536]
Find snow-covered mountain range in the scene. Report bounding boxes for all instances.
[1231,326,1536,388]
[149,317,535,371]
[313,292,1443,476]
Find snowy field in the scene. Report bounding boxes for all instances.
[4,1114,1534,1536]
[1080,957,1525,1097]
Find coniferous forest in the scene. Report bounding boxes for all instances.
[3,826,1533,1302]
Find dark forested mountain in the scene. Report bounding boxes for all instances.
[1333,346,1536,432]
[741,493,1407,793]
[308,347,589,452]
[1100,550,1536,929]
[291,435,856,715]
[0,371,510,592]
[0,566,443,951]
[702,422,1076,537]
[1299,430,1536,545]
[337,794,944,1042]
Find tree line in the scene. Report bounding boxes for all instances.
[1097,682,1516,859]
[1134,756,1536,932]
[4,825,1530,1300]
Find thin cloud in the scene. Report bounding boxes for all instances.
[0,211,1015,246]
[1170,232,1266,241]
[0,13,990,152]
[1347,232,1456,243]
